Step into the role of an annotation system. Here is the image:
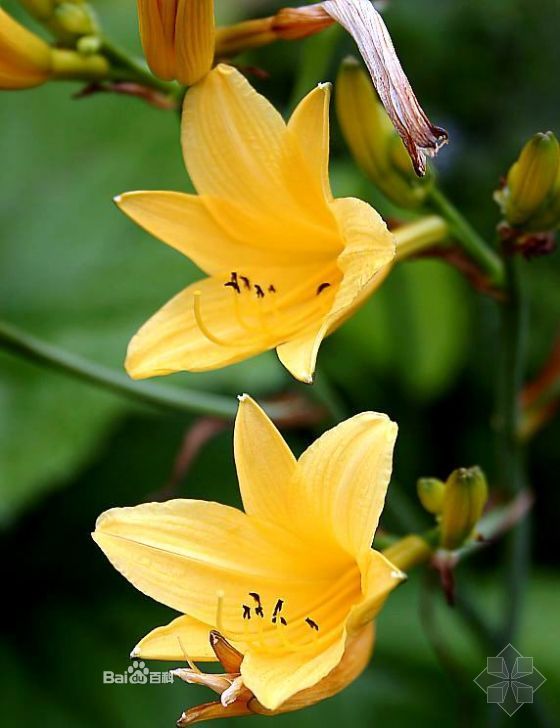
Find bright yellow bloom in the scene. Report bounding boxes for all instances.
[0,7,51,89]
[137,0,214,85]
[117,64,395,383]
[93,395,403,718]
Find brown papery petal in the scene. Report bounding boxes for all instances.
[320,0,448,175]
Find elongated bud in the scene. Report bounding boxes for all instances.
[0,8,52,89]
[417,477,445,515]
[440,467,488,550]
[214,7,334,58]
[495,132,560,232]
[137,0,215,86]
[336,57,433,208]
[323,0,447,175]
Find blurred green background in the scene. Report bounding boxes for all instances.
[1,0,559,726]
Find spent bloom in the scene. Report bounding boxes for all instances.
[214,1,447,175]
[137,0,215,85]
[0,7,52,89]
[117,64,395,383]
[93,395,403,722]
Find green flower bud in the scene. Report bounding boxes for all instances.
[53,2,98,37]
[336,56,433,210]
[417,477,445,515]
[495,132,560,232]
[440,466,488,550]
[77,34,101,56]
[18,0,56,22]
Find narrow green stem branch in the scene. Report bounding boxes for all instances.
[427,187,505,286]
[495,255,530,643]
[0,320,298,422]
[101,38,179,96]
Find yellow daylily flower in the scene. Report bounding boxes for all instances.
[117,64,395,383]
[137,0,215,85]
[0,7,52,89]
[93,395,403,720]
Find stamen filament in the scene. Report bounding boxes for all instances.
[215,590,226,635]
[176,636,202,673]
[194,292,235,347]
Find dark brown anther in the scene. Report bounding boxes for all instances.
[249,592,265,618]
[316,282,331,295]
[225,272,241,293]
[272,599,284,624]
[242,605,251,620]
[305,618,319,631]
[268,284,276,293]
[240,275,251,290]
[280,616,287,626]
[254,284,265,299]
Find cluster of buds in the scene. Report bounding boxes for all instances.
[336,56,435,210]
[417,466,489,550]
[495,132,560,256]
[20,0,99,42]
[0,2,107,90]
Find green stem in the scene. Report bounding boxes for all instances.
[0,320,295,422]
[427,187,505,286]
[495,255,530,643]
[101,38,179,96]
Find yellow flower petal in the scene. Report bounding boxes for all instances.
[328,196,395,326]
[93,499,340,633]
[182,64,338,241]
[115,191,335,272]
[115,191,266,275]
[241,628,346,711]
[275,322,327,384]
[0,8,51,89]
[125,276,265,379]
[349,549,405,630]
[296,412,398,557]
[132,614,216,662]
[276,197,394,382]
[287,82,332,201]
[234,395,298,528]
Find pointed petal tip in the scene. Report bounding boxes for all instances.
[130,644,141,659]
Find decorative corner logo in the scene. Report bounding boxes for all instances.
[474,643,546,716]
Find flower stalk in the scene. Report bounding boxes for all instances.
[0,320,314,423]
[495,254,530,643]
[427,186,505,287]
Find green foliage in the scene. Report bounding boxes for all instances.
[0,0,559,727]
